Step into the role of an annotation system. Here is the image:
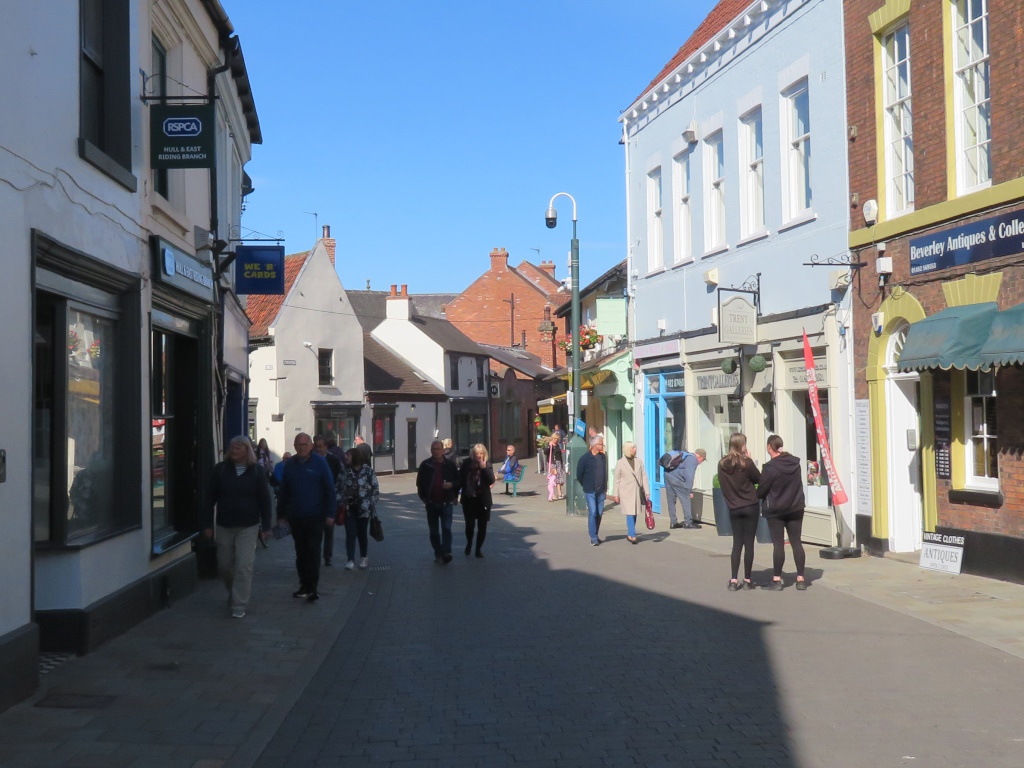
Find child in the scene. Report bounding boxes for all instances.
[547,464,558,501]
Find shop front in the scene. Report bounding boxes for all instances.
[313,403,363,449]
[643,367,687,513]
[451,399,489,459]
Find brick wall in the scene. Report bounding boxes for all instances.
[445,248,561,369]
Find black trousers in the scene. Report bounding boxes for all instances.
[462,498,490,553]
[323,518,335,563]
[729,504,760,580]
[767,511,806,578]
[290,515,325,592]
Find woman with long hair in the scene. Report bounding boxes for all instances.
[459,443,495,557]
[547,434,566,501]
[202,435,272,618]
[717,432,761,591]
[342,446,379,570]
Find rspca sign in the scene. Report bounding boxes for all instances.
[150,104,215,169]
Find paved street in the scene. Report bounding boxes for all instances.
[3,469,1024,767]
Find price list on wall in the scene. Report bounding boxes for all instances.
[934,396,952,480]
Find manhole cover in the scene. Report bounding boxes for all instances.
[35,693,115,709]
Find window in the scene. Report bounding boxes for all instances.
[151,36,169,198]
[647,168,664,271]
[449,355,459,391]
[33,236,142,546]
[740,108,765,237]
[476,358,485,390]
[500,393,522,440]
[883,24,914,215]
[964,369,998,489]
[79,0,134,189]
[672,151,692,264]
[372,408,395,455]
[317,348,333,385]
[705,132,726,251]
[784,81,812,219]
[953,0,991,192]
[314,407,360,450]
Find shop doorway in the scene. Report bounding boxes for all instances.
[885,326,923,552]
[407,420,417,470]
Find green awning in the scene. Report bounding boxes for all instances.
[896,302,998,372]
[977,302,1024,368]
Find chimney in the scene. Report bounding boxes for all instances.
[386,283,411,321]
[489,247,509,272]
[539,259,556,279]
[321,224,336,265]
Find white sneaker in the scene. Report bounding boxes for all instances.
[344,560,355,570]
[358,557,368,569]
[231,607,245,619]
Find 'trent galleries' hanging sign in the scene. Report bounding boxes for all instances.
[150,104,215,170]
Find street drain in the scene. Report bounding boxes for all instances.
[38,652,74,675]
[369,565,391,571]
[35,693,115,709]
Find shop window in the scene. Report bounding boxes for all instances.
[318,348,333,385]
[500,394,522,441]
[34,281,139,545]
[315,407,360,450]
[150,35,169,198]
[696,394,742,481]
[372,409,395,455]
[79,0,135,190]
[964,369,998,490]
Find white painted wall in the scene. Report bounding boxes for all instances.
[372,321,444,386]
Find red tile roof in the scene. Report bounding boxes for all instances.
[632,0,752,108]
[247,251,309,338]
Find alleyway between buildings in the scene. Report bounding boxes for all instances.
[3,470,1024,767]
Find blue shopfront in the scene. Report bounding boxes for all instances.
[643,368,686,513]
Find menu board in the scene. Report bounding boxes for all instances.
[934,396,952,480]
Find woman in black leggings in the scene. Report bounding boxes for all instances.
[717,433,761,591]
[757,435,807,590]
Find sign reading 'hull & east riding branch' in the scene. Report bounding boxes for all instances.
[150,104,215,170]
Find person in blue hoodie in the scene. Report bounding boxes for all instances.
[277,432,336,602]
[203,436,272,619]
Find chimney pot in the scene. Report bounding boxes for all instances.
[390,284,397,296]
[400,284,408,296]
[322,224,331,238]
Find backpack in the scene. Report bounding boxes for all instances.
[658,451,690,472]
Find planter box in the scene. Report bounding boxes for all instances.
[712,488,732,537]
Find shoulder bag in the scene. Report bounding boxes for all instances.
[369,511,384,542]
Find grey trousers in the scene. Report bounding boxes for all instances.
[664,479,693,525]
[216,524,259,610]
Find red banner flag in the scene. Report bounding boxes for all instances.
[803,330,848,505]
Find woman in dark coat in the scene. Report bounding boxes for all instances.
[203,435,272,618]
[757,435,807,590]
[459,443,495,557]
[717,432,761,591]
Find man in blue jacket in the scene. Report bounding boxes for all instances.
[576,435,608,546]
[277,432,336,601]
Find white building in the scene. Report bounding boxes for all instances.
[622,0,855,545]
[0,0,260,709]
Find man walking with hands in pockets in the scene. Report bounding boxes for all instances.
[416,440,461,564]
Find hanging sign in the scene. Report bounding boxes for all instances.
[235,245,285,295]
[150,104,215,169]
[718,293,758,345]
[803,330,847,505]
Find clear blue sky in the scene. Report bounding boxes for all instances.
[228,0,718,293]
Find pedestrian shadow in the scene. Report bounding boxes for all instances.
[256,480,801,768]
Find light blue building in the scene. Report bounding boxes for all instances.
[621,0,856,545]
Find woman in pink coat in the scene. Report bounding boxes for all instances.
[610,442,650,544]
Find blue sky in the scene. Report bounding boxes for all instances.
[228,0,718,293]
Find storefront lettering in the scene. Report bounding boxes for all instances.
[910,208,1024,275]
[695,371,740,392]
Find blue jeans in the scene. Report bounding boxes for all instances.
[585,492,606,543]
[626,514,637,538]
[426,502,454,556]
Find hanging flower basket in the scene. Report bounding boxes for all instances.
[748,354,767,372]
[721,358,737,374]
[558,325,603,352]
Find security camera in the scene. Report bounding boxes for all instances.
[545,207,558,229]
[303,341,313,348]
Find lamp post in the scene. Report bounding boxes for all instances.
[545,192,583,515]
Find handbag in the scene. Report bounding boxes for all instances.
[335,503,347,526]
[644,499,655,530]
[369,512,384,542]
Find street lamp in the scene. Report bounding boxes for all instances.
[545,192,583,515]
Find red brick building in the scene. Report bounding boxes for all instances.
[444,248,564,370]
[846,0,1024,582]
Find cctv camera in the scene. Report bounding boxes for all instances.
[303,341,313,348]
[545,207,557,229]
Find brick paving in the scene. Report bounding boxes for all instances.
[2,469,1024,766]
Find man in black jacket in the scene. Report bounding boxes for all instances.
[576,435,608,546]
[314,435,343,566]
[756,435,807,590]
[416,440,461,563]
